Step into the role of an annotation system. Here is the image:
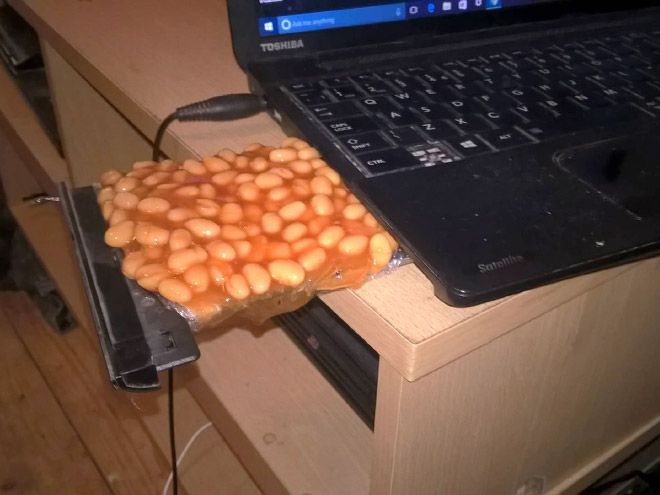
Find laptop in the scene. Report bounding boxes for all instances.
[226,0,660,306]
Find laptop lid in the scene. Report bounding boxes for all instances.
[227,0,660,70]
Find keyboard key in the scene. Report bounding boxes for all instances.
[538,98,583,116]
[449,81,489,97]
[325,116,379,136]
[352,73,380,82]
[504,87,544,106]
[360,96,400,114]
[535,104,651,138]
[478,128,534,149]
[417,121,461,141]
[412,145,461,165]
[482,110,525,127]
[446,98,486,114]
[565,62,601,77]
[624,81,660,101]
[416,70,443,85]
[383,126,427,146]
[444,66,482,81]
[534,82,576,98]
[567,93,613,109]
[378,108,422,126]
[295,90,331,106]
[409,103,453,120]
[356,80,390,95]
[511,103,556,121]
[357,148,420,174]
[309,101,362,121]
[391,91,426,104]
[475,93,517,112]
[614,69,649,84]
[449,114,493,133]
[593,86,628,102]
[502,58,539,72]
[588,73,625,88]
[446,135,491,157]
[328,85,361,100]
[340,132,392,154]
[587,58,625,72]
[288,82,322,93]
[422,84,462,101]
[481,75,512,90]
[323,76,352,87]
[389,75,427,91]
[518,123,557,141]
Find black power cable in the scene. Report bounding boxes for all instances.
[151,92,268,495]
[152,93,268,161]
[168,368,178,495]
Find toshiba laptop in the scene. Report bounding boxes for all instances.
[227,0,660,306]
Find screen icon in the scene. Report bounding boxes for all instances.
[259,17,278,36]
[486,0,502,9]
[474,0,484,6]
[280,18,292,30]
[458,0,467,9]
[427,2,436,14]
[442,1,452,11]
[408,2,426,17]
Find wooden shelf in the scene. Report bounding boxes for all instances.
[8,185,372,495]
[0,42,263,494]
[186,323,373,495]
[9,201,92,328]
[0,60,68,195]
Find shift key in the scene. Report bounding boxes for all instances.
[340,131,391,154]
[325,116,379,136]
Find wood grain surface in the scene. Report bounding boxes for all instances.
[370,257,660,494]
[0,294,111,495]
[0,292,261,495]
[186,323,373,495]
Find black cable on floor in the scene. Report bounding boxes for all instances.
[168,368,178,495]
[151,92,267,495]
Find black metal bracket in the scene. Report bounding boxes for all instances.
[59,183,199,391]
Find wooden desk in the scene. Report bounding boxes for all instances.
[1,1,659,493]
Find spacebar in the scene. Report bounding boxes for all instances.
[540,104,653,136]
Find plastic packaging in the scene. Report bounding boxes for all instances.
[97,138,400,329]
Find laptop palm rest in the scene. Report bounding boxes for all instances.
[554,133,660,220]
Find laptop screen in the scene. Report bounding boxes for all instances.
[256,0,557,37]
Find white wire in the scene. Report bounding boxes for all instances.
[162,421,214,495]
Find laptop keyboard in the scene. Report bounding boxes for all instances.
[284,30,660,176]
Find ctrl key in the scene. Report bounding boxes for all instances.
[356,148,419,174]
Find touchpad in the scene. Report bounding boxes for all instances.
[554,133,660,219]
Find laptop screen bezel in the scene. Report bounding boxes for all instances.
[227,0,660,70]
